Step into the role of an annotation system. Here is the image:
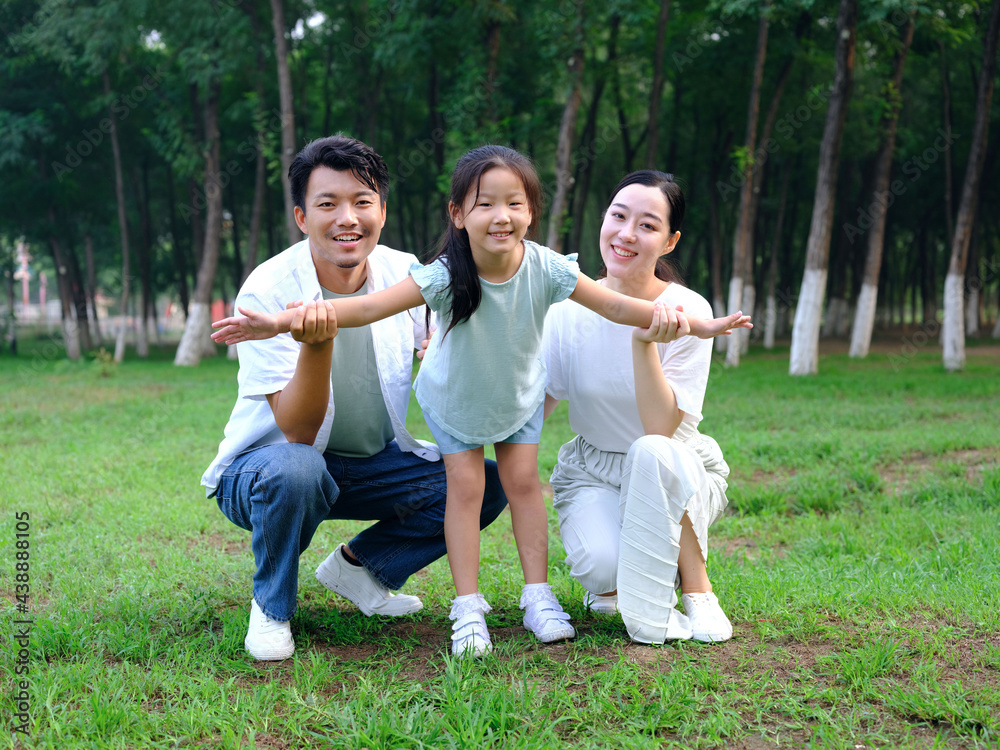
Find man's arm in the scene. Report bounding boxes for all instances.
[265,302,338,445]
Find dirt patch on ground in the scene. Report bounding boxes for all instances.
[185,531,247,556]
[879,448,1000,492]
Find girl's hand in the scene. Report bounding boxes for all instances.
[634,302,690,344]
[211,306,282,344]
[689,310,753,339]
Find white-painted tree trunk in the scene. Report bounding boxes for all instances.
[992,312,1000,339]
[822,297,841,338]
[966,287,980,336]
[137,317,149,358]
[763,293,777,349]
[62,317,81,361]
[713,295,728,354]
[789,268,827,375]
[849,282,878,358]
[942,272,965,371]
[836,300,852,338]
[724,277,744,366]
[174,302,212,367]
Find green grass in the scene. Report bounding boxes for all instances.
[1,338,998,749]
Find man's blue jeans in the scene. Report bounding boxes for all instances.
[215,441,507,621]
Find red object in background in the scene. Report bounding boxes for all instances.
[211,299,227,322]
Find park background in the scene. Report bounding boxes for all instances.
[2,0,1000,748]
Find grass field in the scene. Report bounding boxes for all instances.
[1,337,998,749]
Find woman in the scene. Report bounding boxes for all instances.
[543,170,734,644]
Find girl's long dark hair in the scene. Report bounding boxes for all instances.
[426,145,544,337]
[602,170,685,284]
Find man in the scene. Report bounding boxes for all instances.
[203,135,507,660]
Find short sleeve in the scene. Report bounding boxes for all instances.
[542,302,570,401]
[545,248,580,305]
[409,260,453,313]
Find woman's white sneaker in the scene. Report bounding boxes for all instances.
[583,591,619,614]
[681,592,733,643]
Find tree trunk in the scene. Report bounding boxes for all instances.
[789,0,857,375]
[645,0,672,169]
[270,0,300,247]
[849,14,914,358]
[764,161,792,349]
[709,126,733,356]
[943,0,999,371]
[965,218,981,336]
[546,0,585,254]
[166,162,191,318]
[65,240,93,352]
[46,228,80,361]
[939,41,955,244]
[84,234,102,345]
[105,69,132,364]
[726,4,769,368]
[133,163,154,358]
[175,81,224,367]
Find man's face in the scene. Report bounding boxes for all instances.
[294,166,387,292]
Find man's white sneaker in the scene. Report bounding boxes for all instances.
[315,544,424,616]
[583,591,619,614]
[682,592,733,643]
[244,599,294,661]
[450,593,493,658]
[521,583,576,643]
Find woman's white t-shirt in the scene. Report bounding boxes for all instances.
[543,281,713,453]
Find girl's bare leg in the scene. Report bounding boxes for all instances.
[441,448,487,596]
[493,442,549,584]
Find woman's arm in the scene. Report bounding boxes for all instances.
[569,274,752,337]
[213,277,426,344]
[544,394,561,420]
[631,303,685,437]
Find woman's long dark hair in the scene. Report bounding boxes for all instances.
[602,170,685,284]
[426,145,544,337]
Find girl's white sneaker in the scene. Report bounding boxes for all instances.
[681,592,733,643]
[449,592,493,658]
[521,583,576,643]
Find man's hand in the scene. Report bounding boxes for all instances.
[290,300,338,345]
[211,306,282,344]
[634,302,690,344]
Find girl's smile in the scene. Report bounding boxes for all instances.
[451,166,533,277]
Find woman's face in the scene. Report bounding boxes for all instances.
[599,183,680,282]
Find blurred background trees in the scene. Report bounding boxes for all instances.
[1,0,997,371]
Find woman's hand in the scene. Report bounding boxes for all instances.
[634,302,690,344]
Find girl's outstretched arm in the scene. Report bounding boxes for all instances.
[212,277,426,345]
[568,274,752,338]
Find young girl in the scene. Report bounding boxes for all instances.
[212,145,750,657]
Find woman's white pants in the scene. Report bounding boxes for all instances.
[550,432,729,643]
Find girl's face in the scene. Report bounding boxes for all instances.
[600,183,680,282]
[450,167,532,262]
